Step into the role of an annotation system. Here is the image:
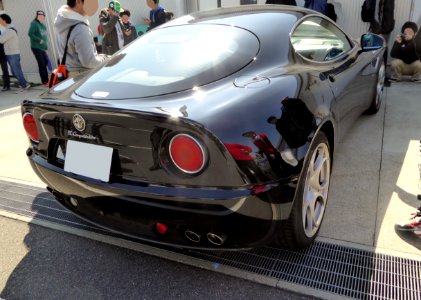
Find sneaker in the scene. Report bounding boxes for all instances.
[395,219,421,231]
[411,77,421,83]
[1,87,10,91]
[19,83,31,92]
[388,77,400,82]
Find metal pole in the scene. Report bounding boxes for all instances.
[43,0,60,68]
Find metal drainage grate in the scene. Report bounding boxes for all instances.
[185,243,421,300]
[0,179,420,300]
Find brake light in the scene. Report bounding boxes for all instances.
[169,134,206,174]
[22,113,39,143]
[155,222,168,235]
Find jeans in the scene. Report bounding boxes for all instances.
[0,56,10,88]
[31,48,49,84]
[6,54,28,88]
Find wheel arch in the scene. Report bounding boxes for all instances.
[318,121,335,164]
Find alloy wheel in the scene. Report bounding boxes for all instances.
[302,142,331,238]
[374,62,386,108]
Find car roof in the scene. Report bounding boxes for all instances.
[160,5,312,66]
[165,5,309,32]
[185,5,310,23]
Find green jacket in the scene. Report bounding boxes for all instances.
[28,19,48,51]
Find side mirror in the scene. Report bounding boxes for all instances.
[360,33,385,52]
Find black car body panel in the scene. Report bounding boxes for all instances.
[22,5,385,249]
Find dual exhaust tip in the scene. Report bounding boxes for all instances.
[47,186,227,246]
[185,230,226,246]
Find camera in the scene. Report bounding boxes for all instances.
[400,33,406,40]
[124,24,131,32]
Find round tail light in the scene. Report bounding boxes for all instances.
[169,134,206,174]
[22,113,40,143]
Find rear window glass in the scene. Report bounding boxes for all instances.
[76,24,260,99]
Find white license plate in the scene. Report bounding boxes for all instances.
[64,140,113,182]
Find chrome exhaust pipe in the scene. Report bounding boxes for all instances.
[185,230,201,243]
[207,233,227,246]
[69,197,78,207]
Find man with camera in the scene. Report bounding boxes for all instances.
[99,1,124,55]
[390,21,421,82]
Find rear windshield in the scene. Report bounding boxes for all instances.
[76,24,260,99]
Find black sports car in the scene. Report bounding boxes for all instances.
[22,5,385,250]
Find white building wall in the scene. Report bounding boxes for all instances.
[1,0,419,83]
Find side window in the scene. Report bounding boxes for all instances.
[291,17,353,62]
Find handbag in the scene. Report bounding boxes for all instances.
[48,23,82,88]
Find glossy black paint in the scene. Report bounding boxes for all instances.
[22,6,385,249]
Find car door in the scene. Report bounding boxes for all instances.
[291,16,376,139]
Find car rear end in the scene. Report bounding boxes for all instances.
[22,99,294,249]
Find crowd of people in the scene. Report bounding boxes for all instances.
[0,0,419,92]
[0,0,171,91]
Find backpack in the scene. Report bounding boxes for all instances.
[326,3,337,22]
[361,0,375,22]
[380,0,395,34]
[48,23,85,88]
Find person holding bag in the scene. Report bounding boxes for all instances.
[54,0,108,79]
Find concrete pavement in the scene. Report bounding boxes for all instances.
[319,81,421,258]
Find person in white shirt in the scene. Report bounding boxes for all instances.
[0,13,30,92]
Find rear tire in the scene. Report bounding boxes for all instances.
[275,131,331,249]
[365,60,385,115]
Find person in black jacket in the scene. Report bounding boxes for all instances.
[99,1,124,55]
[369,0,395,36]
[390,21,421,82]
[365,0,396,85]
[0,36,10,91]
[265,0,296,5]
[120,9,137,46]
[304,0,327,14]
[144,0,168,31]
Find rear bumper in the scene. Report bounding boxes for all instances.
[29,151,295,249]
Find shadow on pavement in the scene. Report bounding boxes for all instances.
[394,226,421,251]
[0,192,313,300]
